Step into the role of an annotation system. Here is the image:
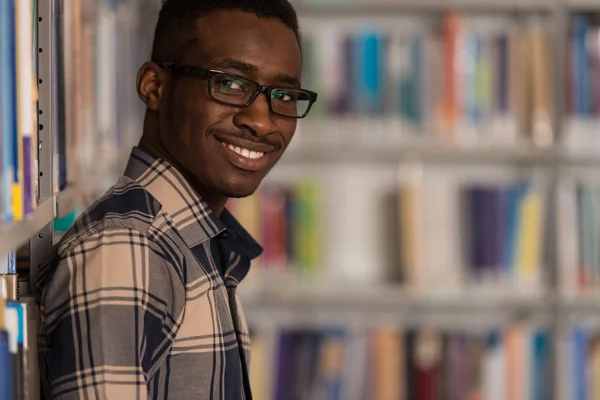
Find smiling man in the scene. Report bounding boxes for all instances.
[36,1,317,399]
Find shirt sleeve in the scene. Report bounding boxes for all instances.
[40,227,184,400]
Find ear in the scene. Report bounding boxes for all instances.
[136,62,167,111]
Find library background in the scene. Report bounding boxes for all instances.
[5,0,600,398]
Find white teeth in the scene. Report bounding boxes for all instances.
[225,143,264,160]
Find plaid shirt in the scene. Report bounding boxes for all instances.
[36,147,262,400]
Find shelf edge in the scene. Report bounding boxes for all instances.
[0,198,55,254]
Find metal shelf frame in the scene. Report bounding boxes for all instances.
[0,199,54,256]
[27,0,55,297]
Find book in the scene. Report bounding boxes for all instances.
[398,178,545,293]
[227,180,323,276]
[564,14,600,154]
[0,0,39,225]
[557,179,600,295]
[0,297,39,400]
[0,298,13,400]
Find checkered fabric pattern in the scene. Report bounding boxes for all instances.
[36,147,262,400]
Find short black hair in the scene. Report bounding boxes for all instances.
[151,0,301,63]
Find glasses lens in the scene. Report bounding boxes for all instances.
[210,73,257,105]
[270,89,312,117]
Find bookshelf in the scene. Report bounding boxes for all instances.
[292,0,558,13]
[565,0,600,11]
[3,0,600,399]
[282,142,559,164]
[240,282,553,330]
[0,199,54,256]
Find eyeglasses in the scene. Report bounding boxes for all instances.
[158,62,318,119]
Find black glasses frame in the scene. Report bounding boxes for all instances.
[158,62,318,119]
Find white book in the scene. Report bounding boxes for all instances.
[16,0,35,214]
[558,178,580,298]
[421,170,463,293]
[482,333,506,400]
[340,329,369,400]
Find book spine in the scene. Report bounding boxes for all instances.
[0,330,13,400]
[10,0,23,221]
[5,305,21,400]
[0,0,15,223]
[16,0,35,215]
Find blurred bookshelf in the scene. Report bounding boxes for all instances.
[566,0,600,11]
[292,0,558,13]
[5,0,600,398]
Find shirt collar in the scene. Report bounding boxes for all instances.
[124,147,262,259]
[217,208,263,260]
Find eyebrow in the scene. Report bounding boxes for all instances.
[211,58,301,88]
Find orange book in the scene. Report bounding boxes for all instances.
[443,12,461,133]
[371,328,404,400]
[505,325,525,400]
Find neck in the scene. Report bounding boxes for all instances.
[138,111,227,215]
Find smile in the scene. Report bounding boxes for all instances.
[221,142,265,160]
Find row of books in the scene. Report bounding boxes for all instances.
[300,13,553,146]
[227,180,322,272]
[54,0,154,199]
[229,176,546,292]
[248,324,552,400]
[398,179,546,293]
[0,296,39,400]
[0,0,39,225]
[559,325,600,400]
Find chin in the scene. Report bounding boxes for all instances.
[219,181,260,199]
[222,187,255,198]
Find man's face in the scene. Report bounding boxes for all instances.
[158,10,302,199]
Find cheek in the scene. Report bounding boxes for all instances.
[167,89,216,146]
[279,120,297,145]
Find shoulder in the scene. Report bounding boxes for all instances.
[36,177,185,297]
[58,176,162,253]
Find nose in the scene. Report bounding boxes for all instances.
[232,92,278,137]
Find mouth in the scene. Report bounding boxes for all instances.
[215,138,275,172]
[222,142,265,160]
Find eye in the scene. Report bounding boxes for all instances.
[272,90,294,102]
[218,78,246,91]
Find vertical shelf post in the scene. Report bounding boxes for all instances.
[549,3,569,400]
[29,0,55,297]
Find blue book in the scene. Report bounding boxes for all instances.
[399,36,423,125]
[572,326,588,400]
[0,330,13,400]
[0,0,15,223]
[9,0,19,220]
[360,30,384,114]
[532,329,550,400]
[572,16,591,116]
[6,251,15,274]
[7,301,24,400]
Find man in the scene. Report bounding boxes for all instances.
[36,0,317,399]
